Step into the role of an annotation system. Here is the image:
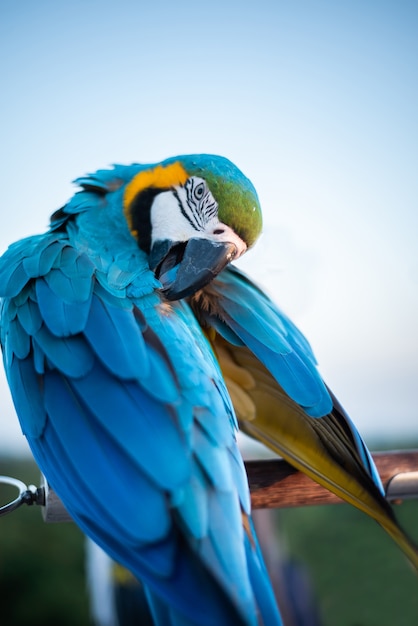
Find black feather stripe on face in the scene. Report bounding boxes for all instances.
[128,186,169,253]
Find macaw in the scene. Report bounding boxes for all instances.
[0,155,416,625]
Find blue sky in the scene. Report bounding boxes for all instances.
[1,0,417,454]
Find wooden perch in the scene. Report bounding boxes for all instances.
[247,450,418,509]
[2,450,417,522]
[37,450,418,522]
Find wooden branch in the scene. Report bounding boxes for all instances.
[35,450,418,522]
[3,450,416,523]
[247,450,418,509]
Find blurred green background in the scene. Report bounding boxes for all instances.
[1,451,417,626]
[0,456,89,625]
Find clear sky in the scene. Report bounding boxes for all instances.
[1,0,417,454]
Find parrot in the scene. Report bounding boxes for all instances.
[0,154,417,625]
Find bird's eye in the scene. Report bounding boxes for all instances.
[193,183,205,201]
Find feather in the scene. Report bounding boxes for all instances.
[43,371,172,545]
[192,422,234,493]
[83,295,149,379]
[7,316,30,359]
[0,260,31,298]
[137,328,180,403]
[244,522,282,626]
[230,322,330,413]
[195,274,331,416]
[33,324,94,377]
[39,240,67,274]
[7,356,46,438]
[209,327,418,570]
[36,278,92,336]
[68,359,191,491]
[22,239,63,278]
[44,267,93,303]
[17,296,43,335]
[173,464,209,540]
[227,444,251,515]
[57,246,95,281]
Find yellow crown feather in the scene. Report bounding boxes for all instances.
[124,162,188,210]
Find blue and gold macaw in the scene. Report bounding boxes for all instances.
[0,154,416,625]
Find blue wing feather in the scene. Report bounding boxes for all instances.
[8,316,30,359]
[194,266,418,567]
[69,364,191,490]
[199,265,385,493]
[42,371,172,544]
[203,266,332,416]
[44,267,91,302]
[141,343,180,404]
[36,278,92,336]
[22,240,62,278]
[172,464,209,540]
[83,296,151,379]
[0,261,32,298]
[7,357,46,437]
[0,221,281,625]
[228,322,327,412]
[32,324,95,377]
[192,423,234,493]
[244,520,282,626]
[17,296,43,335]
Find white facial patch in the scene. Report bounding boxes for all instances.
[150,176,247,259]
[150,189,198,243]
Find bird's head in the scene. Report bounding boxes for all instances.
[123,154,262,300]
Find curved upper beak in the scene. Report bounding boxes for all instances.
[150,237,238,301]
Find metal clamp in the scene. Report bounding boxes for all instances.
[0,475,45,516]
[386,471,418,501]
[0,474,73,522]
[39,476,72,523]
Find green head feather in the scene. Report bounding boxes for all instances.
[163,154,263,248]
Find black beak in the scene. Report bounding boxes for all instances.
[150,237,238,300]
